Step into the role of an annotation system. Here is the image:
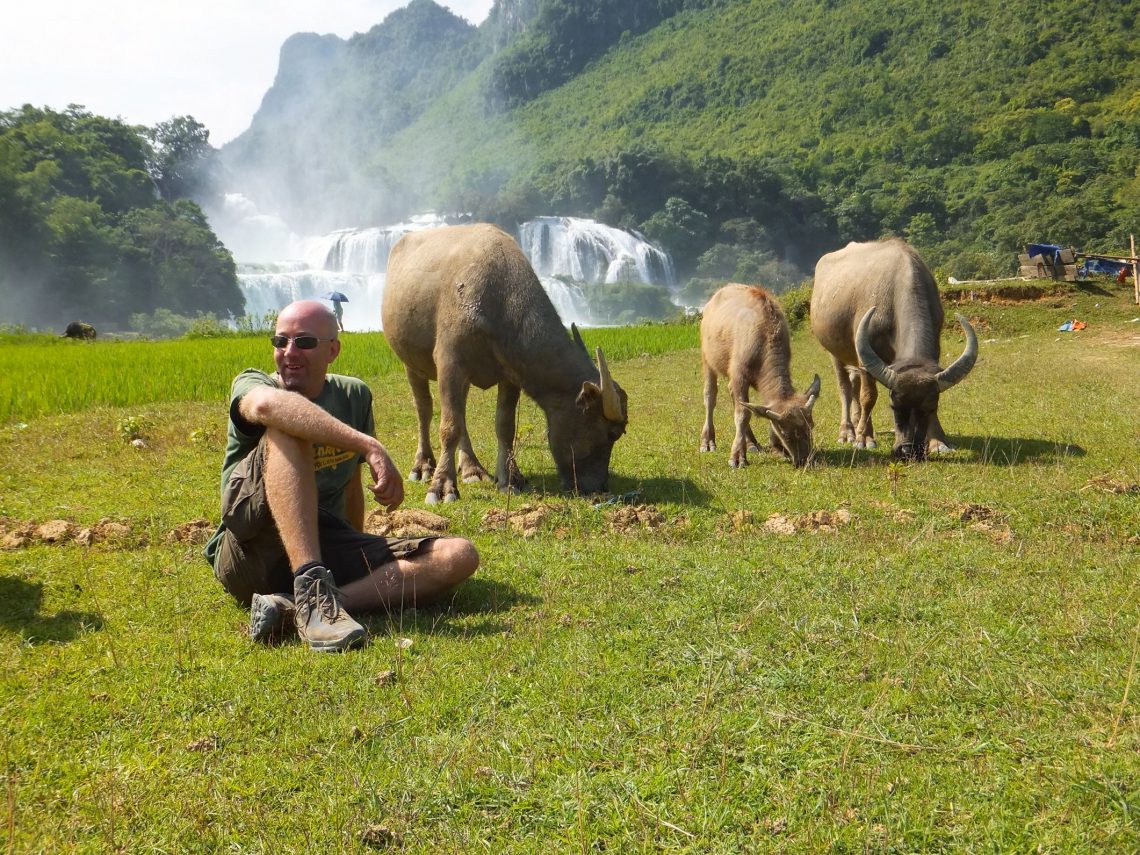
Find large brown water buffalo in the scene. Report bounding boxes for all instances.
[700,284,820,467]
[810,239,977,460]
[382,224,629,504]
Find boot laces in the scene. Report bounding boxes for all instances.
[315,578,344,622]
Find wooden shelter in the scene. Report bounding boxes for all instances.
[1018,236,1140,303]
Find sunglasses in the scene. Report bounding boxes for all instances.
[270,334,336,350]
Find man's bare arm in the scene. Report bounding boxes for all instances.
[239,385,404,511]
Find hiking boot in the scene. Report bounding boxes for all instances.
[293,564,367,652]
[249,592,295,644]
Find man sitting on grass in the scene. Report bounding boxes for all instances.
[203,299,479,651]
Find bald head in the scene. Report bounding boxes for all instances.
[273,300,342,397]
[278,300,339,339]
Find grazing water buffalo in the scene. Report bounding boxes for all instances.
[810,239,977,459]
[63,321,96,341]
[700,284,820,467]
[382,224,628,504]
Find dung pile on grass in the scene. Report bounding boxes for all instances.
[165,518,214,545]
[608,504,666,532]
[0,517,144,549]
[366,509,451,538]
[482,504,557,537]
[1082,474,1139,495]
[759,508,853,535]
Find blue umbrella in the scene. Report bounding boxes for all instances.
[321,290,349,302]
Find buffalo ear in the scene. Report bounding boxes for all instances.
[577,381,602,412]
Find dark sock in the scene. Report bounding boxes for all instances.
[294,560,324,577]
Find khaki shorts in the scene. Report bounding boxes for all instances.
[213,441,434,607]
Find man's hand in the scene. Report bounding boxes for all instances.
[365,445,404,511]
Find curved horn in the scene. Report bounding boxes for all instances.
[804,373,821,411]
[855,306,898,390]
[935,313,978,392]
[595,347,624,422]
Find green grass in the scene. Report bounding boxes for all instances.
[1,285,1137,851]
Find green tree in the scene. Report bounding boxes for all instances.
[146,115,216,202]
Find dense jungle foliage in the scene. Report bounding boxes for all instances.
[0,107,242,331]
[226,0,1140,293]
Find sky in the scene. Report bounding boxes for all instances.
[0,0,495,146]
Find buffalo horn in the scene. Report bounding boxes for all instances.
[935,314,978,391]
[571,323,589,355]
[595,347,624,422]
[805,373,821,411]
[855,307,898,389]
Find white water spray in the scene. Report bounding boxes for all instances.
[220,209,675,331]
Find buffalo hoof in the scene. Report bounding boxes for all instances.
[408,472,421,482]
[425,491,439,505]
[929,441,954,455]
[700,440,716,452]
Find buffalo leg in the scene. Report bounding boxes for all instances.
[428,370,471,504]
[833,357,856,444]
[854,370,878,448]
[456,430,492,483]
[729,374,752,467]
[406,368,436,481]
[743,421,762,454]
[927,412,954,454]
[700,363,717,452]
[494,382,527,493]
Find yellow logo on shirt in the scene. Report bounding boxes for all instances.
[314,444,355,470]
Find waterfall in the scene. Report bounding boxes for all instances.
[228,212,674,330]
[517,216,676,289]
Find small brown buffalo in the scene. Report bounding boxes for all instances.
[700,284,820,467]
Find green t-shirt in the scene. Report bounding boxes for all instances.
[203,369,375,565]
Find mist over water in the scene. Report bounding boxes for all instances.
[213,201,677,331]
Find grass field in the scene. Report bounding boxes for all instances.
[1,282,1137,851]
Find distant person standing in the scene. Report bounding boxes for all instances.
[324,291,348,332]
[204,299,478,652]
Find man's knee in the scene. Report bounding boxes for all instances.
[424,536,479,582]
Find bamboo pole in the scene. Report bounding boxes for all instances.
[1132,234,1139,304]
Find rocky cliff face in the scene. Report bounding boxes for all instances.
[484,0,540,49]
[220,0,482,232]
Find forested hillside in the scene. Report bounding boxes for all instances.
[0,108,242,331]
[224,0,1140,290]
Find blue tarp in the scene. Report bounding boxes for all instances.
[1079,258,1129,277]
[1026,243,1063,262]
